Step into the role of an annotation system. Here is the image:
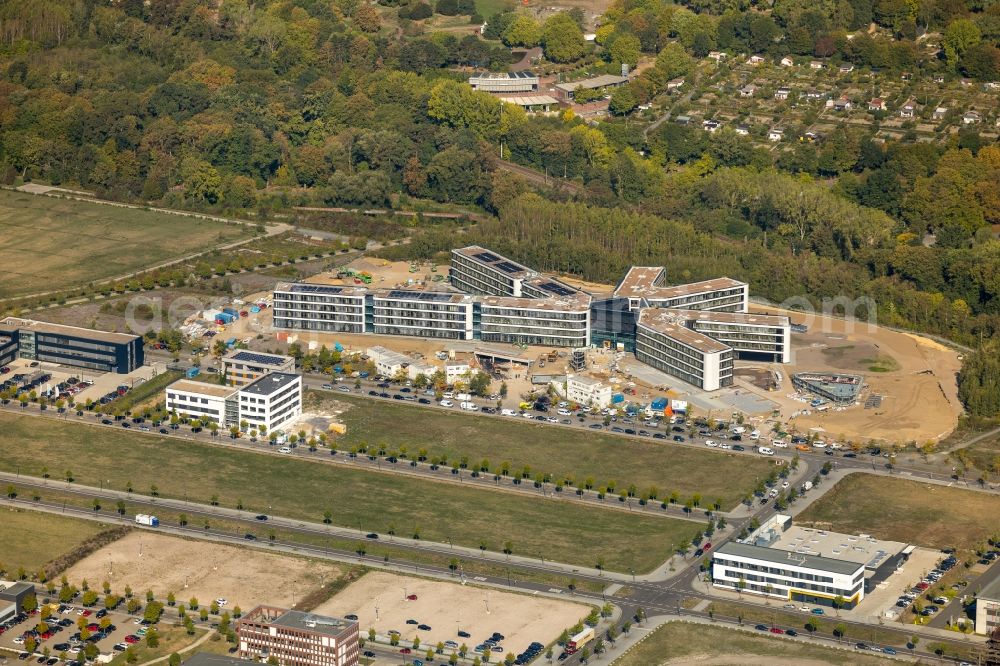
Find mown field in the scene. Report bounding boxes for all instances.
[0,190,251,298]
[0,508,111,574]
[796,473,1000,551]
[0,413,700,573]
[318,392,775,510]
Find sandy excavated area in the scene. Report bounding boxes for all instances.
[63,533,345,610]
[312,571,590,655]
[659,656,868,666]
[754,306,963,444]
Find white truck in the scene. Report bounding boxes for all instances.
[135,514,159,527]
[455,393,472,401]
[801,481,813,492]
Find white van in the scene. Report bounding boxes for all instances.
[731,426,746,435]
[440,400,454,407]
[705,440,718,448]
[771,439,788,448]
[455,393,472,401]
[501,408,518,416]
[758,447,774,456]
[749,430,760,440]
[460,401,478,411]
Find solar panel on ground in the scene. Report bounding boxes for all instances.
[229,351,287,366]
[474,252,501,263]
[495,261,524,274]
[538,281,576,296]
[289,284,344,294]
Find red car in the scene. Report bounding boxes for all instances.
[406,594,418,601]
[702,542,712,551]
[399,648,411,655]
[916,582,930,591]
[40,632,52,640]
[86,624,99,632]
[81,610,92,617]
[769,627,784,634]
[124,636,139,644]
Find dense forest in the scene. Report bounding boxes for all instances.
[0,0,998,415]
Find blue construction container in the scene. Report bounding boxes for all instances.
[650,397,668,412]
[215,312,236,324]
[249,305,261,314]
[226,337,237,347]
[186,367,200,378]
[611,393,624,404]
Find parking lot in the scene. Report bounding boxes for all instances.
[0,600,161,663]
[0,358,161,407]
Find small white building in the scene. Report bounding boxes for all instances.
[900,99,916,118]
[735,125,750,136]
[165,379,236,426]
[708,51,728,61]
[445,361,471,385]
[767,128,783,142]
[666,77,685,91]
[933,106,949,120]
[962,110,981,125]
[564,375,613,409]
[703,119,721,133]
[747,55,766,65]
[774,88,790,100]
[367,345,413,378]
[839,63,854,73]
[739,84,756,98]
[407,362,437,383]
[809,60,824,70]
[868,98,886,111]
[780,56,795,67]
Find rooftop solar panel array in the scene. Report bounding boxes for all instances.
[474,251,501,263]
[384,291,456,302]
[289,284,344,295]
[538,281,576,296]
[229,351,288,366]
[495,261,524,274]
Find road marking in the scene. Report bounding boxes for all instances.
[548,588,563,593]
[474,576,488,582]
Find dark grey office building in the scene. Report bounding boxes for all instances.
[0,318,143,374]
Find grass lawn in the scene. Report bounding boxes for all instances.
[613,621,893,665]
[319,393,774,510]
[107,623,207,666]
[0,507,112,574]
[0,190,251,298]
[103,371,183,413]
[0,413,699,573]
[796,474,1000,551]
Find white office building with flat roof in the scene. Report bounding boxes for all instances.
[614,267,748,313]
[480,294,591,348]
[272,283,367,334]
[372,290,476,340]
[468,71,539,93]
[222,350,296,387]
[712,514,908,609]
[636,309,734,391]
[681,310,791,363]
[238,372,302,433]
[565,374,613,408]
[165,379,237,426]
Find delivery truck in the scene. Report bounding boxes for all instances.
[135,514,159,527]
[566,627,595,654]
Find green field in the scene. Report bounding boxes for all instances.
[0,190,252,298]
[613,621,894,665]
[0,413,701,573]
[320,393,774,510]
[0,508,112,574]
[797,474,1000,551]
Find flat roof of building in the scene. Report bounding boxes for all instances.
[614,267,666,298]
[568,374,606,388]
[674,310,790,327]
[166,379,237,399]
[555,74,628,92]
[223,350,294,367]
[469,71,539,81]
[980,572,1000,600]
[182,654,254,666]
[613,269,748,300]
[275,280,367,296]
[452,246,535,280]
[499,95,559,106]
[771,526,907,569]
[367,345,414,366]
[0,581,35,598]
[636,310,731,354]
[716,541,864,576]
[0,317,139,345]
[373,289,474,304]
[271,609,356,635]
[241,372,299,397]
[480,292,591,311]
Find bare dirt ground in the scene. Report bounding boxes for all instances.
[63,533,348,610]
[312,571,590,655]
[305,258,448,292]
[659,656,861,666]
[753,306,962,444]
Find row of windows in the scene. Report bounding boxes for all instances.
[36,335,117,354]
[373,325,467,340]
[273,309,364,321]
[274,294,365,306]
[35,353,112,372]
[719,568,857,597]
[713,556,853,585]
[373,303,471,315]
[167,393,212,405]
[481,332,587,347]
[273,320,365,333]
[167,402,222,419]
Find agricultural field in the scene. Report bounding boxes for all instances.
[0,413,700,573]
[613,621,894,666]
[316,392,775,510]
[796,473,1000,551]
[0,190,252,299]
[0,508,113,574]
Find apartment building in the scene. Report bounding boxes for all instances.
[614,268,748,313]
[272,283,367,334]
[371,290,476,340]
[165,372,302,432]
[222,350,296,387]
[0,317,143,374]
[165,379,238,425]
[712,514,908,610]
[236,605,359,666]
[239,372,302,433]
[636,309,734,391]
[679,310,791,363]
